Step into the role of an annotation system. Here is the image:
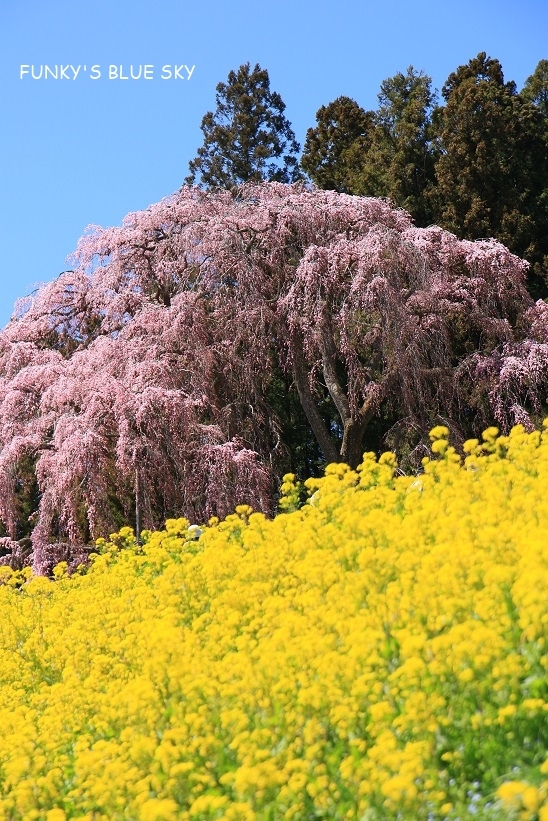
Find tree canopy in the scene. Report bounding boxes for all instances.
[520,58,548,118]
[301,68,437,226]
[300,96,375,193]
[185,63,302,189]
[301,55,548,294]
[373,67,437,226]
[432,53,548,296]
[1,183,547,569]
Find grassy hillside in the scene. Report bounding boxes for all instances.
[0,425,546,820]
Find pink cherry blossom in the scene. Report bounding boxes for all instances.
[0,183,545,571]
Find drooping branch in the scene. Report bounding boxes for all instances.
[0,182,542,565]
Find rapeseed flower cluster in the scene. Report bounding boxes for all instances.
[0,424,546,819]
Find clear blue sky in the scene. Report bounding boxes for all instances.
[1,0,546,328]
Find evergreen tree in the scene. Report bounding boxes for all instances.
[433,53,548,295]
[522,59,548,118]
[370,67,438,226]
[301,69,437,226]
[300,96,375,193]
[185,63,302,189]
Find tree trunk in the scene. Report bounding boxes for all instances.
[135,468,141,544]
[290,331,341,465]
[340,417,368,469]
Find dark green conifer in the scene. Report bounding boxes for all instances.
[522,59,548,118]
[371,67,438,226]
[185,63,302,189]
[301,69,437,227]
[300,96,375,193]
[433,53,548,295]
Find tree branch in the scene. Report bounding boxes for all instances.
[291,330,341,465]
[320,322,351,426]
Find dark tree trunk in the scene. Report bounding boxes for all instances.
[291,331,341,465]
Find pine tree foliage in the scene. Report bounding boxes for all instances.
[185,63,302,189]
[300,97,375,193]
[301,70,437,227]
[522,59,548,118]
[432,53,548,294]
[302,56,548,293]
[372,67,438,226]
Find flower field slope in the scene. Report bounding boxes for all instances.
[0,424,547,820]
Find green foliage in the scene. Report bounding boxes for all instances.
[522,59,548,118]
[11,455,39,541]
[432,52,548,296]
[185,62,302,189]
[300,96,375,193]
[303,55,548,296]
[301,68,438,227]
[355,67,438,226]
[264,367,328,481]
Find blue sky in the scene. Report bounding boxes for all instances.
[1,0,546,328]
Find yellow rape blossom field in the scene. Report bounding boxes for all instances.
[0,424,547,820]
